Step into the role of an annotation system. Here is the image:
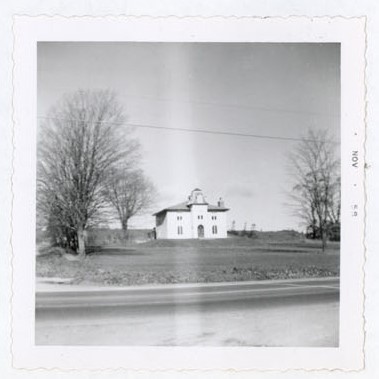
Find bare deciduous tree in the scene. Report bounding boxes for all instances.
[288,129,340,251]
[37,89,139,257]
[104,168,155,235]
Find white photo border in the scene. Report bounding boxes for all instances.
[11,15,366,371]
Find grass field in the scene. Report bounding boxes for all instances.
[36,236,340,286]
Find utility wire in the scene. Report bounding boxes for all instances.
[120,94,340,119]
[37,115,340,144]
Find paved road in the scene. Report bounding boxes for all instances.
[35,277,339,346]
[36,277,339,308]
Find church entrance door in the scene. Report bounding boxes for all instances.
[197,225,204,238]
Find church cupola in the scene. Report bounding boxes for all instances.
[188,188,207,205]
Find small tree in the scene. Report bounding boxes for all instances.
[104,168,155,235]
[37,89,139,257]
[288,129,340,251]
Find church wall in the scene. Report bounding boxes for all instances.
[210,212,228,238]
[165,211,192,239]
[155,212,168,239]
[190,204,209,238]
[156,209,228,239]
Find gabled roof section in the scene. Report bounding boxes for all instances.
[166,202,190,211]
[208,204,229,212]
[153,202,190,216]
[153,201,229,216]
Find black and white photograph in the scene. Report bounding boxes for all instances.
[8,14,367,372]
[35,41,341,347]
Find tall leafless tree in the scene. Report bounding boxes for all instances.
[103,168,155,235]
[288,129,340,251]
[37,89,139,257]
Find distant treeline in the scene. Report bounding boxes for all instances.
[228,229,304,241]
[36,228,155,247]
[37,227,339,248]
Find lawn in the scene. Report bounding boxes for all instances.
[36,237,340,286]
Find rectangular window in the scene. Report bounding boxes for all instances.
[177,226,183,235]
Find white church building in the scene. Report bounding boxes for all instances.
[153,188,229,239]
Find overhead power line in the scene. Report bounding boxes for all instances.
[120,94,340,119]
[37,115,340,144]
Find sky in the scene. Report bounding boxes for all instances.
[37,42,340,231]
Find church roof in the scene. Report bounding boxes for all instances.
[208,204,229,211]
[153,201,229,216]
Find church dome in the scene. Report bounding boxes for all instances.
[188,188,207,204]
